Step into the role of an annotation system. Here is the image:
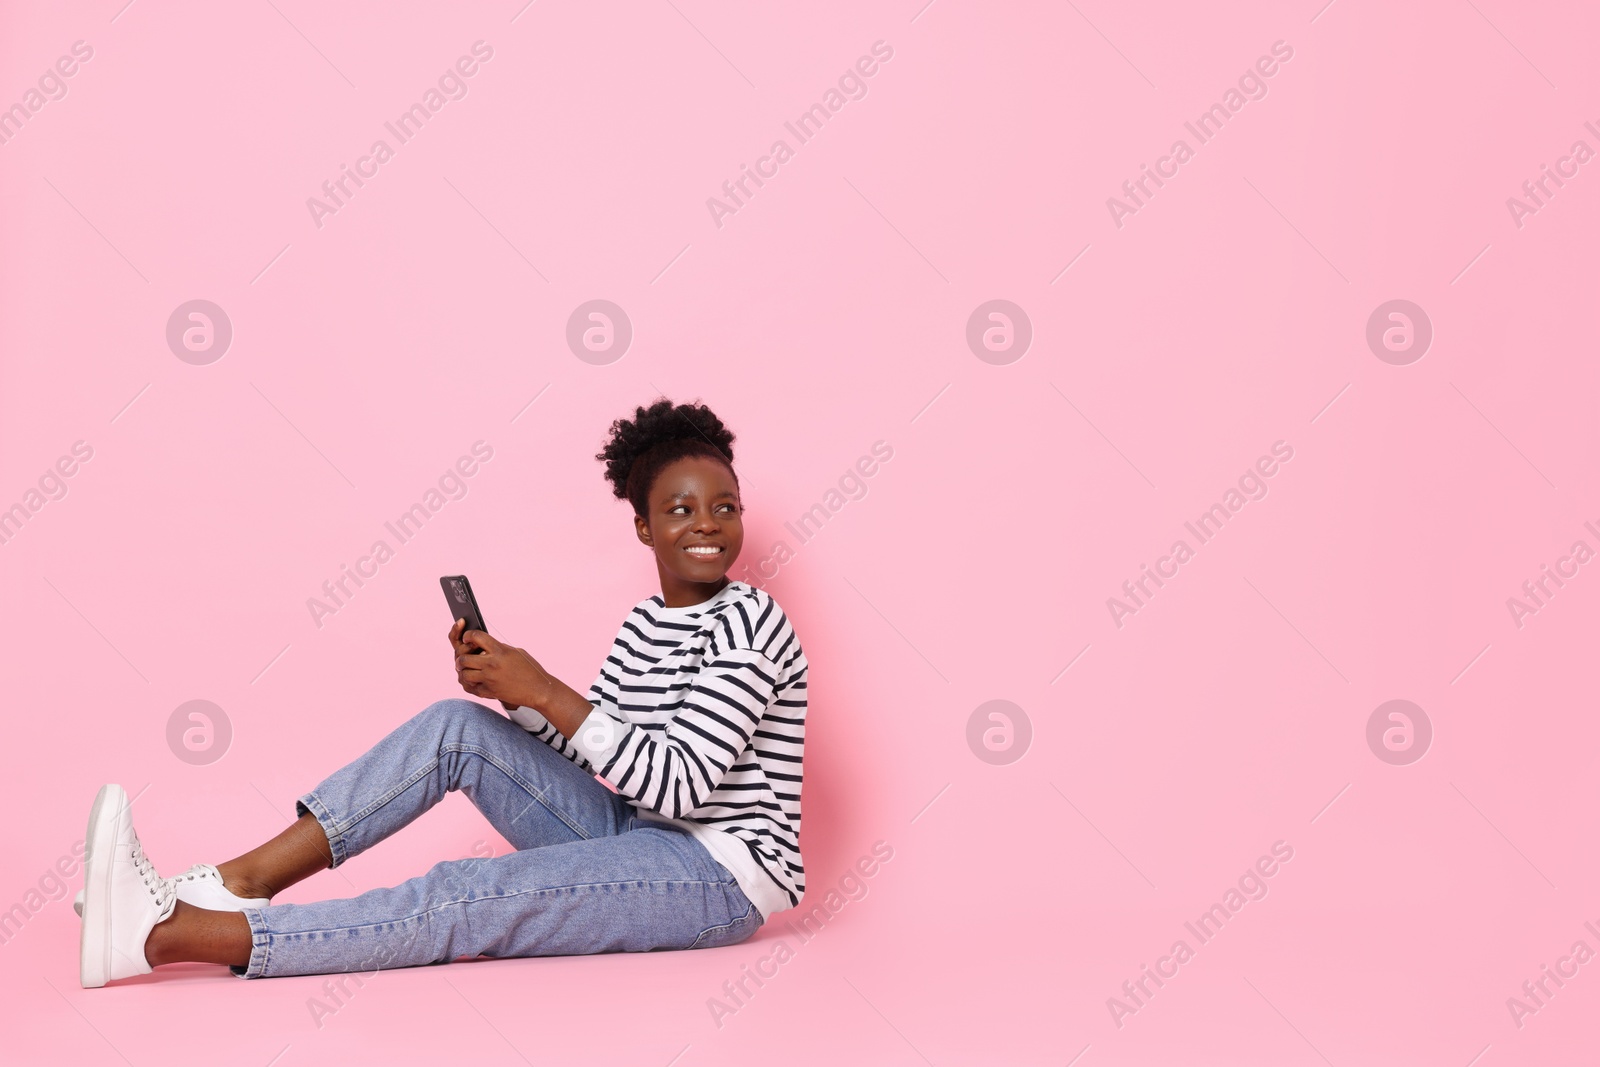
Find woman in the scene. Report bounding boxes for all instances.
[78,398,808,987]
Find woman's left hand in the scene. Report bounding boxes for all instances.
[454,629,552,711]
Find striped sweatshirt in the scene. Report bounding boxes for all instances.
[507,580,807,919]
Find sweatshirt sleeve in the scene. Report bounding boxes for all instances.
[566,646,778,818]
[507,699,600,775]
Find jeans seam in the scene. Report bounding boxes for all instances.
[263,877,743,939]
[330,743,598,858]
[239,907,273,978]
[338,758,446,844]
[296,792,348,868]
[690,899,760,949]
[448,742,597,841]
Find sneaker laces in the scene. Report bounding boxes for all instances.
[129,834,176,918]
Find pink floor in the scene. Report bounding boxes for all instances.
[3,1,1598,1064]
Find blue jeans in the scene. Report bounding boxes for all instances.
[235,699,762,978]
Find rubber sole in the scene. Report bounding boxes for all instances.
[78,783,126,989]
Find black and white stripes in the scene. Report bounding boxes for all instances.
[517,580,807,916]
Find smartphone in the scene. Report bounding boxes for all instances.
[440,575,489,651]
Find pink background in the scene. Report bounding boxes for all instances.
[2,1,1597,1064]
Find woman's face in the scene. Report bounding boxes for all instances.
[635,455,744,603]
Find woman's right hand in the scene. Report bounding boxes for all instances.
[448,618,519,712]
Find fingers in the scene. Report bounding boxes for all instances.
[452,626,515,701]
[449,618,472,656]
[449,618,481,658]
[461,628,500,654]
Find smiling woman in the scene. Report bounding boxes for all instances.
[77,395,808,987]
[595,397,747,607]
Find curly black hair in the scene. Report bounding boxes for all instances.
[596,397,738,518]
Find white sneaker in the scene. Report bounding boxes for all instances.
[73,863,268,917]
[80,784,177,988]
[168,864,272,910]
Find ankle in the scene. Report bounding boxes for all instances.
[213,862,273,902]
[142,900,252,969]
[141,901,186,968]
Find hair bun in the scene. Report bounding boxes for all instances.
[596,397,737,515]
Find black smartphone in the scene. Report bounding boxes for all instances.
[441,575,489,650]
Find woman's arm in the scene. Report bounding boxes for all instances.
[449,619,594,740]
[449,619,786,818]
[565,646,781,819]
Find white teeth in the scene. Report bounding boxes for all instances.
[686,546,722,555]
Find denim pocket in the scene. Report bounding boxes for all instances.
[689,899,763,950]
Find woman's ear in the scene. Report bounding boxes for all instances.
[634,513,653,546]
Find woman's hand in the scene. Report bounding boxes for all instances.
[448,619,553,712]
[446,620,597,739]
